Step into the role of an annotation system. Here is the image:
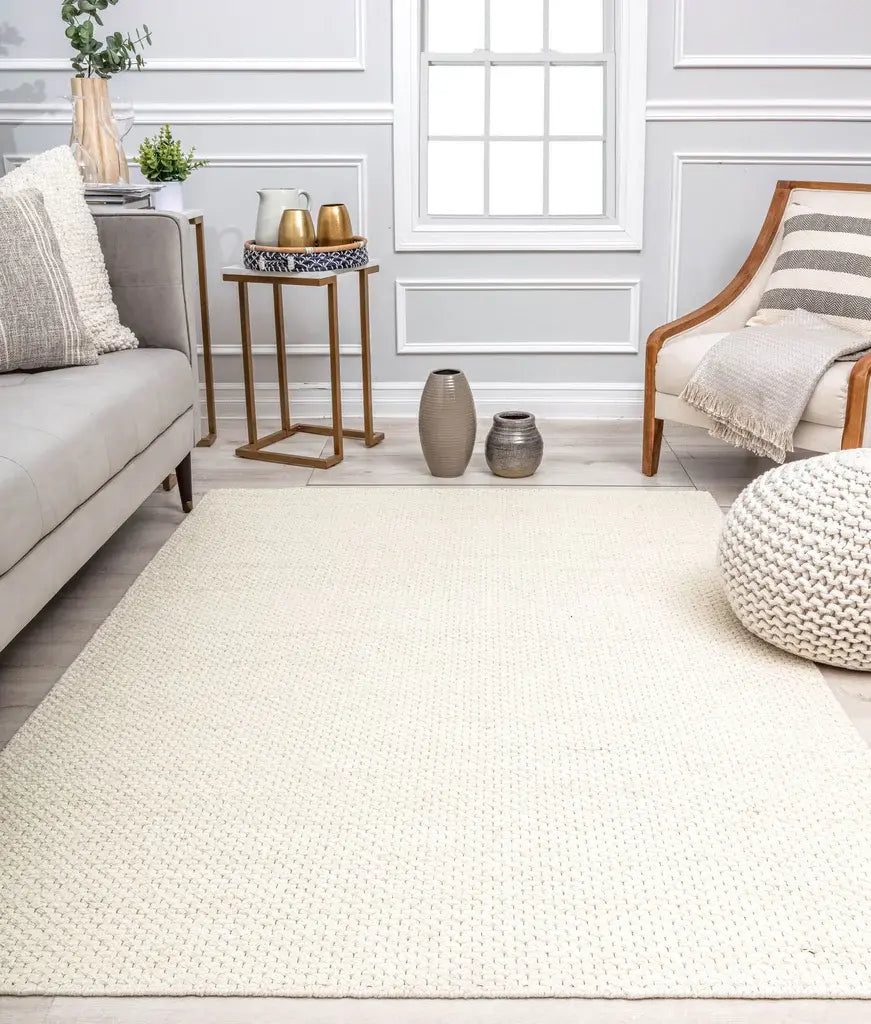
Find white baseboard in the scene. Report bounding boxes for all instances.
[202,381,644,426]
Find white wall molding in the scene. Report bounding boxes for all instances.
[667,152,871,321]
[395,279,642,355]
[0,102,394,126]
[647,100,871,122]
[202,381,644,423]
[672,0,871,68]
[1,151,369,238]
[0,0,365,72]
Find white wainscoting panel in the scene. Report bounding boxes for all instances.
[0,0,365,71]
[667,153,871,320]
[674,0,871,68]
[396,280,642,355]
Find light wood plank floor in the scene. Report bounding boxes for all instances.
[2,420,869,1024]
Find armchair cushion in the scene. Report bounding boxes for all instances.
[656,331,855,429]
[748,202,871,337]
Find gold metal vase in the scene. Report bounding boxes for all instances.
[278,208,316,248]
[69,77,128,184]
[316,203,353,246]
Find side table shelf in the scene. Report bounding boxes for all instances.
[222,262,384,471]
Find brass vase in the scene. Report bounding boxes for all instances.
[278,208,316,248]
[69,77,128,184]
[317,203,353,245]
[418,369,477,478]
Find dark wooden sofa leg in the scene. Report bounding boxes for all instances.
[175,453,193,513]
[642,416,664,477]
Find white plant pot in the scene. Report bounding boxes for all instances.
[152,181,184,212]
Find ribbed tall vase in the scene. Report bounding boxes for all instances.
[418,369,476,478]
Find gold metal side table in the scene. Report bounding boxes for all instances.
[189,213,217,448]
[222,262,384,470]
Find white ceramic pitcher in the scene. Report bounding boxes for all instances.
[255,188,311,246]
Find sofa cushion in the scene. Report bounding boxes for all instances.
[0,189,96,372]
[0,147,138,355]
[656,331,855,429]
[0,348,193,575]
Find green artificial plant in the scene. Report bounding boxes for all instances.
[137,125,209,183]
[61,0,152,78]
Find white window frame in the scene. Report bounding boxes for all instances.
[393,0,647,252]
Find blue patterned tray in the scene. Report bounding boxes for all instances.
[244,237,369,274]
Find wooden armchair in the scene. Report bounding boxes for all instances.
[642,180,871,476]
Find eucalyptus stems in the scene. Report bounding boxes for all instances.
[61,0,152,78]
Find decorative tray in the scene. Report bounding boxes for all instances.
[243,236,369,274]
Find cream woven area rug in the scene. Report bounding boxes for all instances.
[2,488,871,998]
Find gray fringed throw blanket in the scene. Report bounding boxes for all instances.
[680,308,869,462]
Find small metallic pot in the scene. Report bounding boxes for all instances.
[317,203,353,246]
[278,208,316,248]
[485,411,543,479]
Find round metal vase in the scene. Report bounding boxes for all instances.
[485,411,544,478]
[418,369,477,477]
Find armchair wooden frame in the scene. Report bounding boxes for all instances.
[642,180,871,476]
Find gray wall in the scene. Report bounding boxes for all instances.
[1,0,870,420]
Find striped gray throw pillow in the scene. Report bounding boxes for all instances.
[0,188,96,372]
[749,202,871,337]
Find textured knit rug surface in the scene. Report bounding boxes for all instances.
[2,488,871,998]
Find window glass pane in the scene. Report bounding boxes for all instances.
[490,142,544,214]
[429,66,485,136]
[549,65,604,136]
[428,0,485,52]
[428,142,485,214]
[490,0,544,52]
[548,0,604,52]
[549,141,603,214]
[490,66,545,137]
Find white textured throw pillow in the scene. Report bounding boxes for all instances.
[0,147,137,354]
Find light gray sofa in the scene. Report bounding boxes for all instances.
[0,210,199,652]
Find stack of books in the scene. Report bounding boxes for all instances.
[84,183,159,209]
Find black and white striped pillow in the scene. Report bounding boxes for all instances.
[749,202,871,337]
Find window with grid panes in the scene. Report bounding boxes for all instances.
[425,0,609,218]
[393,0,646,250]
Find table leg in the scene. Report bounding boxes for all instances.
[194,219,217,448]
[273,284,291,433]
[358,270,375,446]
[327,280,344,462]
[238,281,258,445]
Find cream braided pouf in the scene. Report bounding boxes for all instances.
[719,449,871,670]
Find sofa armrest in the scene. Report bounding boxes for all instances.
[93,209,197,364]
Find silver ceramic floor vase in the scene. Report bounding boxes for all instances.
[418,369,477,477]
[485,411,544,478]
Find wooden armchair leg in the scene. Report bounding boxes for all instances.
[642,416,664,477]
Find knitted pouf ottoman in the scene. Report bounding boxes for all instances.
[719,448,871,670]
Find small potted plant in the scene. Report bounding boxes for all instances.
[137,125,208,211]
